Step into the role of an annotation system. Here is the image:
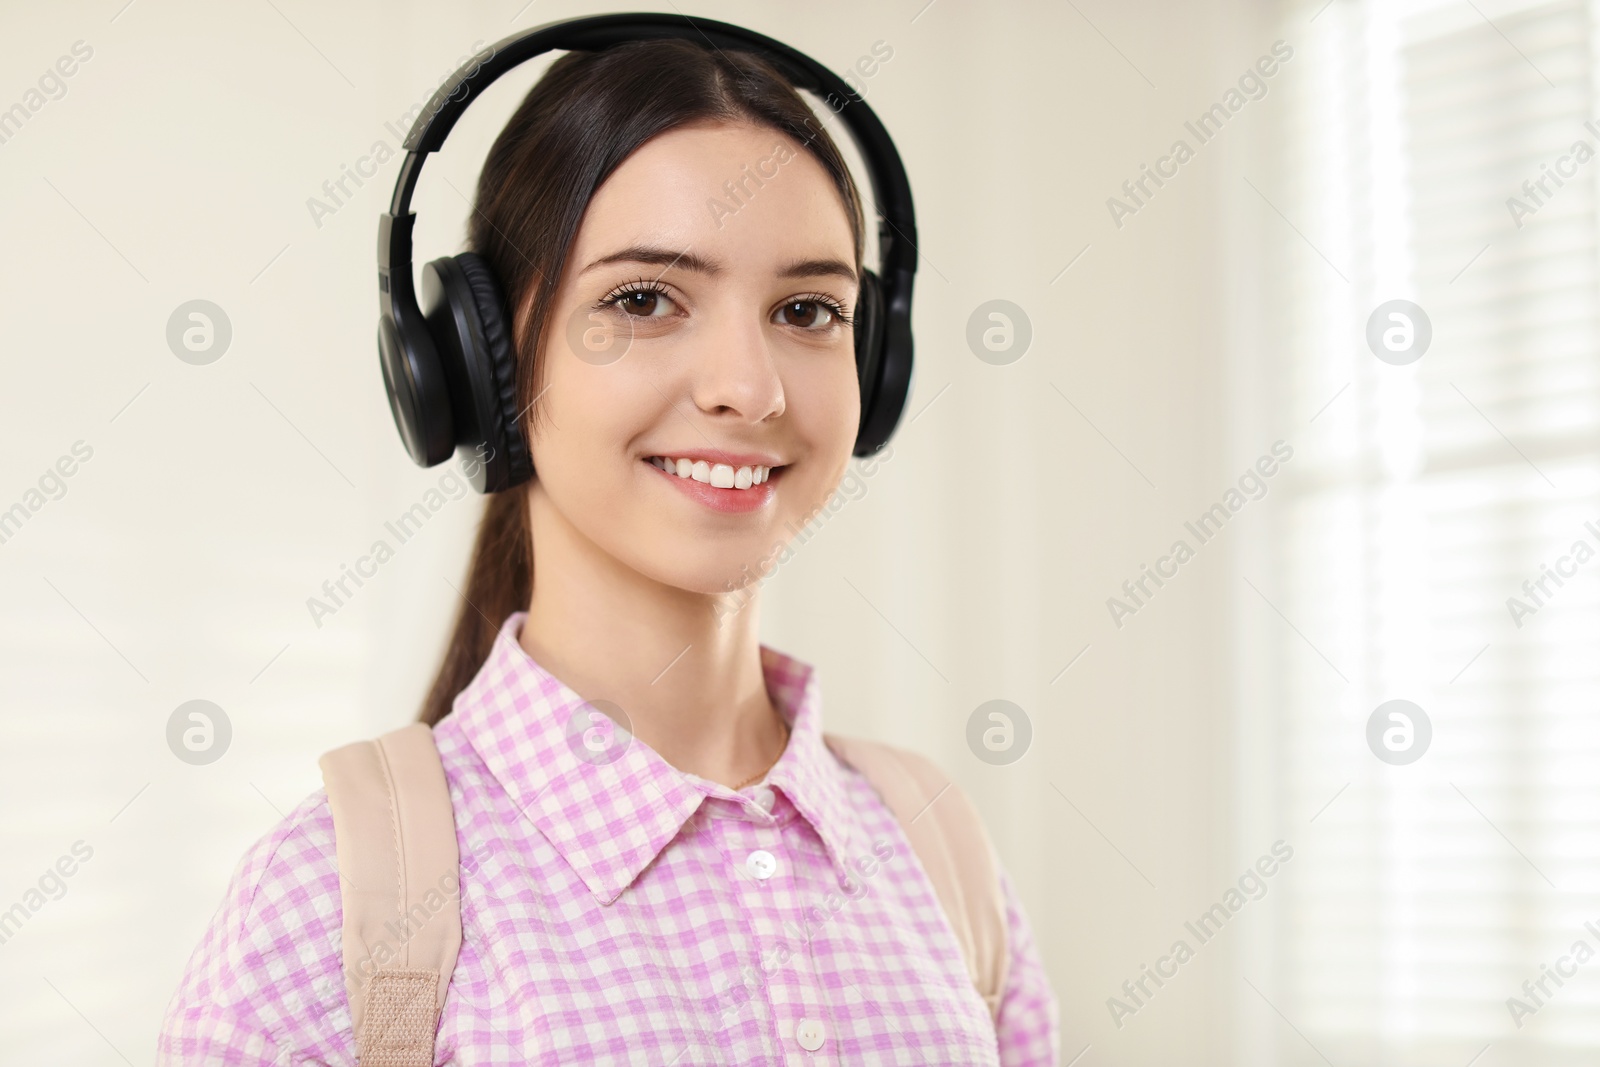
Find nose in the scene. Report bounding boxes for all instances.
[688,307,786,425]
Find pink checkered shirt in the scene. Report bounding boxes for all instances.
[159,611,1060,1064]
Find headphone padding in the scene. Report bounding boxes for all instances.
[453,252,533,488]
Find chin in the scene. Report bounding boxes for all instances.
[636,547,773,602]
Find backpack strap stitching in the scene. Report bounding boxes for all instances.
[373,735,406,967]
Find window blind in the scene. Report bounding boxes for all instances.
[1260,0,1600,1062]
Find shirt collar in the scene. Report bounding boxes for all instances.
[446,611,861,905]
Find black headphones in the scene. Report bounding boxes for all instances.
[377,13,918,493]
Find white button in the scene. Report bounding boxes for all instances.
[795,1017,825,1051]
[753,786,776,811]
[746,849,777,880]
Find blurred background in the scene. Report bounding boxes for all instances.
[3,0,1598,1063]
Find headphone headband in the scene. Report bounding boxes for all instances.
[386,13,917,274]
[377,13,917,489]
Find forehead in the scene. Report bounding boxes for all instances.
[569,120,857,274]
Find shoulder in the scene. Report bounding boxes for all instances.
[158,787,353,1065]
[233,786,344,928]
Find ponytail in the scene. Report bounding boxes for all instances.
[417,490,531,725]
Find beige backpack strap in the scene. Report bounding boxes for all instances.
[822,732,1010,1023]
[319,722,462,1067]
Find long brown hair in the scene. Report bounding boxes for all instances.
[417,37,867,725]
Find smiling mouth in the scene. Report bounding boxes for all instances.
[645,456,782,490]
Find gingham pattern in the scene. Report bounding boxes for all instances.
[159,611,1060,1065]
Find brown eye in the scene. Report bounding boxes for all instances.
[598,283,678,319]
[619,290,661,316]
[776,300,833,328]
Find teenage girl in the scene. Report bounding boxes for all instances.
[159,32,1059,1066]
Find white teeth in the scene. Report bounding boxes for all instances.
[648,457,777,490]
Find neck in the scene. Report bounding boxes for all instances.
[519,483,789,789]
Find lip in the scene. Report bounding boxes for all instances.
[643,456,782,514]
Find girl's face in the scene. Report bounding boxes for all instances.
[523,120,862,602]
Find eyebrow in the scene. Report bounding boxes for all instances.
[581,245,857,285]
[780,256,859,285]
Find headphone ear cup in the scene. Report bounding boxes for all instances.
[853,264,913,457]
[420,252,534,493]
[378,308,454,468]
[853,268,887,453]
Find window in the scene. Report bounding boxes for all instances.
[1251,0,1600,1061]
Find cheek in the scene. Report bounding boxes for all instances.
[779,355,860,510]
[528,359,642,488]
[792,354,861,453]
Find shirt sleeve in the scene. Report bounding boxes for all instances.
[994,860,1062,1067]
[157,788,353,1066]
